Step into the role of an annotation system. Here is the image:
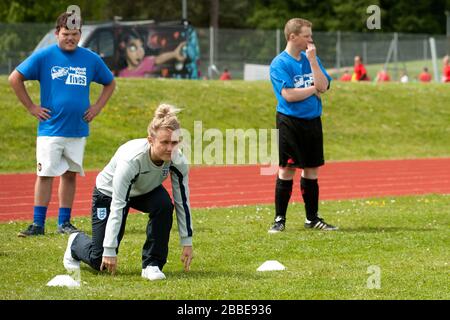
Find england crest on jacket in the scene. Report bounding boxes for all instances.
[162,166,170,178]
[97,208,107,220]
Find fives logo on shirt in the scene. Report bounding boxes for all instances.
[51,66,87,86]
[294,73,314,88]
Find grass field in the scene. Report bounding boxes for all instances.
[1,76,449,172]
[0,195,448,300]
[1,76,449,301]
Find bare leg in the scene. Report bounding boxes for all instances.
[302,167,319,179]
[59,171,77,208]
[35,176,54,206]
[278,167,296,180]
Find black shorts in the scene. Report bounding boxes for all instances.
[277,112,324,169]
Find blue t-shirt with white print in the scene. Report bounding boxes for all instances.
[270,50,332,119]
[16,44,114,137]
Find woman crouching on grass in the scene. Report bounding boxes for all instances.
[62,104,193,280]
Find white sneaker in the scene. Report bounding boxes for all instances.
[63,232,80,271]
[141,265,166,281]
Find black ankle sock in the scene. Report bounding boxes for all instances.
[300,177,319,221]
[275,178,293,219]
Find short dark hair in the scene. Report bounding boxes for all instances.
[55,12,83,32]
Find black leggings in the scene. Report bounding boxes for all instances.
[70,185,174,271]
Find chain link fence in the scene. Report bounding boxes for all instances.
[198,27,449,80]
[0,23,53,74]
[1,23,449,80]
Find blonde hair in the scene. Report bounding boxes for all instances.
[284,18,312,41]
[148,104,181,137]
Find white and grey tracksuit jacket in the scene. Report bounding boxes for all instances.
[96,138,193,257]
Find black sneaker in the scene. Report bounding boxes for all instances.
[57,222,79,234]
[304,217,339,231]
[268,216,286,233]
[18,223,45,237]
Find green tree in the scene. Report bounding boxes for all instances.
[380,0,447,34]
[0,0,110,23]
[0,0,447,33]
[245,0,447,34]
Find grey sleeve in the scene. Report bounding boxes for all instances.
[102,159,139,256]
[170,162,193,246]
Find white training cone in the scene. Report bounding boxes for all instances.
[46,275,80,288]
[257,260,286,272]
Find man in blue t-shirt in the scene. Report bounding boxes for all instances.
[268,18,338,233]
[9,12,116,237]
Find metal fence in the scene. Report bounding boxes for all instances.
[1,23,449,80]
[198,27,449,80]
[0,23,53,74]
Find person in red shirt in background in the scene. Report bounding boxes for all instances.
[339,69,352,81]
[442,55,450,83]
[219,68,232,80]
[418,67,432,82]
[352,55,369,81]
[375,69,391,82]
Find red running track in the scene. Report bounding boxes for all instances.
[0,158,449,222]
